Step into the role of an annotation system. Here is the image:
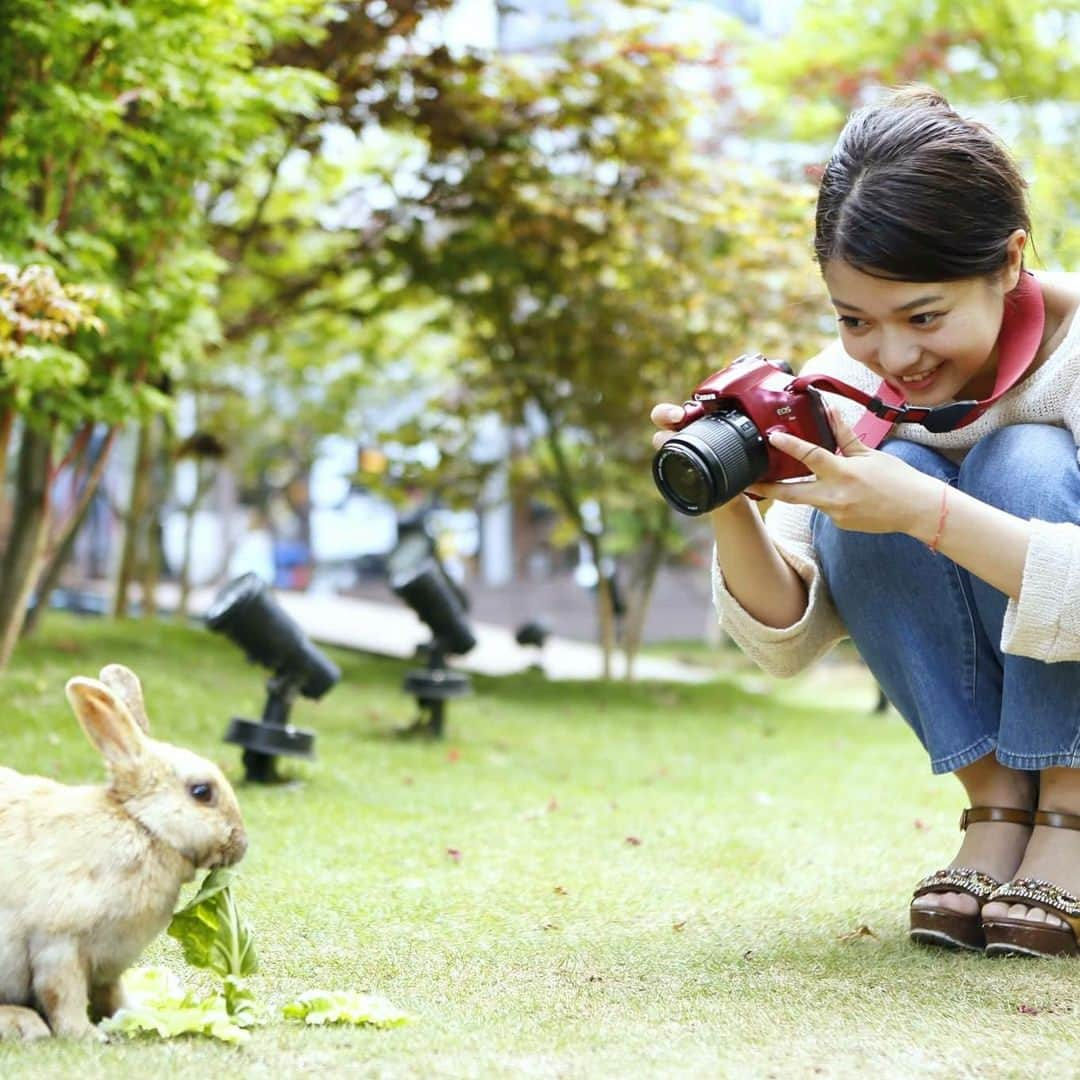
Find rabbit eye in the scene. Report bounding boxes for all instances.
[189,782,215,804]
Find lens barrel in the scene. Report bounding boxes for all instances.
[652,410,768,515]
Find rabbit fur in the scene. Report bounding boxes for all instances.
[0,664,247,1041]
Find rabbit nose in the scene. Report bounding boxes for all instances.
[225,826,249,865]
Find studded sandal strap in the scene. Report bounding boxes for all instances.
[1034,809,1080,831]
[912,866,1001,901]
[987,877,1080,937]
[959,806,1035,831]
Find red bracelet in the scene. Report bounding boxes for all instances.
[927,483,950,554]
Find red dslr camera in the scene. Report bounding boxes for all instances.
[652,353,836,515]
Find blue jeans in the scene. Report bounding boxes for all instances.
[813,424,1080,775]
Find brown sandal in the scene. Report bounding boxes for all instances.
[909,806,1035,952]
[983,810,1080,958]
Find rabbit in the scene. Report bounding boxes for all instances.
[0,663,248,1041]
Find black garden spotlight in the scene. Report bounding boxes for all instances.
[387,527,476,738]
[514,618,551,672]
[205,572,340,782]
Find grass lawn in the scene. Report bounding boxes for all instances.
[2,613,1079,1078]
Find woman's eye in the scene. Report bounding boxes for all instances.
[910,311,943,326]
[837,315,866,330]
[189,782,214,804]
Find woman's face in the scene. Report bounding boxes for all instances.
[822,259,1016,403]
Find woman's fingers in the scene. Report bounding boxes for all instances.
[651,403,686,450]
[766,430,836,475]
[823,400,869,457]
[747,479,817,504]
[650,402,685,428]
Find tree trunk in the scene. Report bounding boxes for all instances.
[140,416,175,619]
[596,574,616,679]
[22,426,116,638]
[177,458,214,618]
[0,406,14,522]
[534,415,618,675]
[621,528,667,681]
[579,531,614,679]
[0,425,53,670]
[112,421,155,619]
[140,512,161,619]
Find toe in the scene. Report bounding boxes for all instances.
[913,890,978,916]
[1007,902,1037,921]
[1001,903,1066,928]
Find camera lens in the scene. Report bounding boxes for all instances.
[652,411,768,515]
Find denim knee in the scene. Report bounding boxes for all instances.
[879,437,957,481]
[958,424,1080,521]
[814,438,956,576]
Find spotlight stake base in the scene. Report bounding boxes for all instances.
[223,674,316,782]
[400,646,471,740]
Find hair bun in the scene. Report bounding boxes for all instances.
[887,84,953,112]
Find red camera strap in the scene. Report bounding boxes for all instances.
[850,270,1046,448]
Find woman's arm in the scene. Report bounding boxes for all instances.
[904,480,1029,599]
[710,496,810,627]
[652,401,812,629]
[752,413,1031,600]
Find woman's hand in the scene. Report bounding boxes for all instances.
[747,403,942,536]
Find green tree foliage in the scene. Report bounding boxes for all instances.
[0,0,334,659]
[0,264,106,668]
[747,0,1080,266]
[189,1,455,549]
[367,24,828,672]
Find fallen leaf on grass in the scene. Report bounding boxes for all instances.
[283,990,411,1028]
[1018,1004,1040,1015]
[914,819,929,830]
[523,798,560,820]
[624,836,642,846]
[554,885,568,895]
[446,848,462,862]
[672,920,687,932]
[837,925,879,942]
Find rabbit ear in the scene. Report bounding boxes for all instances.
[98,664,151,734]
[65,677,147,767]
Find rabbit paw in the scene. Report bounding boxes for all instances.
[0,1005,52,1041]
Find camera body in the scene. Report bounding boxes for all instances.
[652,353,836,516]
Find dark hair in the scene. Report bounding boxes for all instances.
[814,86,1031,281]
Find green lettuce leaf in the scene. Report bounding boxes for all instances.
[282,990,412,1028]
[167,867,258,979]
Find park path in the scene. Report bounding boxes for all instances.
[152,583,718,684]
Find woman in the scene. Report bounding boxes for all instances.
[653,86,1080,957]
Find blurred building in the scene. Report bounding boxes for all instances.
[421,0,797,54]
